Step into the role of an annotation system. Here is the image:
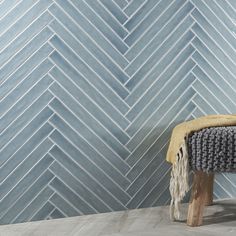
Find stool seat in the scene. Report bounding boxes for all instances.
[186,126,236,227]
[188,126,236,172]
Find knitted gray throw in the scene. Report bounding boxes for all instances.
[188,126,236,172]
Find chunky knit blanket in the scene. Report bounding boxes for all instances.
[188,126,236,173]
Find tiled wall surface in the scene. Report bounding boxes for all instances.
[1,0,236,224]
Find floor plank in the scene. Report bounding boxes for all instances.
[0,199,235,235]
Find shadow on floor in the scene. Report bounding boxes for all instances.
[203,201,236,226]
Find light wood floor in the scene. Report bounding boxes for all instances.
[0,199,235,236]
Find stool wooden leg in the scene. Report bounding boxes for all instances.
[204,173,214,206]
[187,171,209,227]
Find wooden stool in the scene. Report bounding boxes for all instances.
[187,171,214,226]
[185,126,236,226]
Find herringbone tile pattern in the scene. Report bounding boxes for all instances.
[0,0,236,224]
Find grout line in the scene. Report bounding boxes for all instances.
[47,152,114,212]
[47,129,129,209]
[47,96,131,178]
[47,109,132,192]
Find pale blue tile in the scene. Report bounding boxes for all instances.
[49,162,111,213]
[71,1,128,53]
[85,0,128,38]
[100,0,128,24]
[49,144,126,211]
[124,0,145,17]
[0,155,54,218]
[0,0,53,52]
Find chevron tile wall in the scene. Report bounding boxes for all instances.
[1,0,236,225]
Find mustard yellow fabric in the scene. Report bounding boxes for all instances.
[166,114,236,164]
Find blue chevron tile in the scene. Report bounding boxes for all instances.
[126,161,170,209]
[124,0,159,31]
[0,12,53,66]
[49,51,129,116]
[49,21,129,97]
[152,184,171,207]
[0,139,53,200]
[0,75,53,133]
[49,83,129,147]
[192,95,216,115]
[0,155,54,218]
[48,52,130,119]
[125,29,194,91]
[191,9,236,63]
[223,174,236,197]
[124,0,146,17]
[100,0,128,24]
[49,209,65,219]
[1,60,53,117]
[0,0,21,18]
[192,66,236,111]
[139,165,171,208]
[0,108,53,166]
[126,85,196,165]
[215,174,236,196]
[213,181,231,199]
[192,80,229,114]
[49,161,111,213]
[50,34,129,84]
[48,68,129,135]
[49,98,131,168]
[0,30,53,82]
[125,11,194,77]
[227,0,236,9]
[203,0,235,32]
[0,0,53,52]
[192,107,204,118]
[48,6,129,69]
[70,1,128,53]
[0,0,43,36]
[126,145,168,196]
[49,193,80,217]
[31,202,55,222]
[13,187,55,223]
[192,0,236,50]
[224,173,236,185]
[126,59,196,137]
[84,0,128,38]
[49,115,130,191]
[192,23,236,76]
[49,144,126,211]
[0,43,54,98]
[124,0,174,47]
[113,0,128,10]
[0,169,54,224]
[0,91,53,149]
[126,102,195,187]
[0,125,54,182]
[126,1,194,62]
[49,2,128,68]
[126,24,194,103]
[126,46,195,121]
[127,94,195,170]
[125,44,195,107]
[213,0,236,20]
[192,51,236,102]
[192,37,236,88]
[48,72,129,144]
[48,104,130,184]
[50,177,96,214]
